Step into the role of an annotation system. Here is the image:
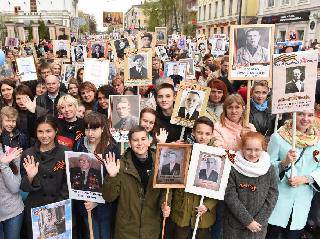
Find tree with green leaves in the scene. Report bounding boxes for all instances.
[38,20,50,40]
[78,11,97,35]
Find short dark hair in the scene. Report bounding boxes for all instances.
[187,91,200,97]
[193,116,214,132]
[155,83,174,97]
[128,126,147,141]
[133,54,144,62]
[15,84,33,99]
[97,85,116,98]
[141,33,152,41]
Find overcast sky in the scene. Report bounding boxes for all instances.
[78,0,143,31]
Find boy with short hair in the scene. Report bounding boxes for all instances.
[102,126,169,239]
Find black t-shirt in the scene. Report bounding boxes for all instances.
[131,150,152,193]
[57,118,85,149]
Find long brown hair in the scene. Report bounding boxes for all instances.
[140,107,158,136]
[220,94,246,127]
[83,112,113,154]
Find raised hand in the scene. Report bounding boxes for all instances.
[155,128,168,143]
[23,155,39,181]
[101,152,120,177]
[0,147,23,164]
[21,95,36,113]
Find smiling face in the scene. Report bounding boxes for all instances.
[80,89,95,103]
[192,123,213,145]
[135,57,144,68]
[252,85,268,105]
[129,131,151,157]
[2,115,16,133]
[140,112,156,133]
[242,138,263,163]
[97,91,108,110]
[226,102,244,123]
[156,88,175,111]
[1,84,14,101]
[59,102,77,121]
[79,155,91,171]
[36,123,56,147]
[296,110,314,133]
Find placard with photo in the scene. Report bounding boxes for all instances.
[83,58,109,87]
[103,12,124,28]
[53,40,70,60]
[185,144,233,200]
[164,62,187,87]
[138,32,156,49]
[109,95,140,142]
[112,38,130,59]
[16,56,37,82]
[179,58,195,80]
[209,34,227,57]
[88,41,108,59]
[31,199,72,239]
[71,45,87,63]
[124,49,152,86]
[62,64,76,87]
[271,50,318,114]
[177,35,187,50]
[65,151,104,203]
[229,24,274,81]
[155,27,167,45]
[5,37,19,48]
[155,46,169,61]
[171,82,210,128]
[153,143,192,188]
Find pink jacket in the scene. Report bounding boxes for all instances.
[213,117,256,151]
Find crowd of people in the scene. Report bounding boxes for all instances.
[0,31,320,239]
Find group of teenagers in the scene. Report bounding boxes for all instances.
[0,38,320,239]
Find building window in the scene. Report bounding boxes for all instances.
[214,1,218,18]
[229,0,233,15]
[220,27,224,33]
[281,0,289,5]
[30,0,37,12]
[14,6,21,14]
[297,0,308,3]
[214,28,217,34]
[198,6,201,20]
[221,0,225,17]
[209,4,212,19]
[297,29,304,40]
[228,26,231,35]
[267,0,275,7]
[279,30,286,41]
[203,5,206,20]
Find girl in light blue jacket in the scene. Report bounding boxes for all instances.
[266,111,320,239]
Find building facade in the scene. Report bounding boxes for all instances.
[258,0,320,45]
[196,0,259,37]
[0,0,78,42]
[124,4,147,31]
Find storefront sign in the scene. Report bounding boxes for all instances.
[262,11,310,24]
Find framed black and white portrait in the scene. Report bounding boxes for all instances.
[185,144,232,200]
[153,143,192,188]
[88,41,108,59]
[53,40,70,60]
[155,27,167,45]
[113,38,129,59]
[71,45,87,63]
[62,64,76,87]
[229,24,274,81]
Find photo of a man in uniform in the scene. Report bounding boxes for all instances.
[129,54,148,79]
[69,154,102,192]
[91,44,104,59]
[55,41,68,58]
[198,157,219,182]
[160,151,181,176]
[214,38,224,51]
[141,33,153,48]
[285,67,305,94]
[113,97,139,130]
[178,91,201,120]
[236,28,269,65]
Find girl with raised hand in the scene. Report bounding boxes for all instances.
[223,132,278,239]
[73,112,120,239]
[20,115,69,239]
[0,146,23,239]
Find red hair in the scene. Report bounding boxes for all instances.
[240,131,267,151]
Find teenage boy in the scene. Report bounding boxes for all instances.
[102,126,170,239]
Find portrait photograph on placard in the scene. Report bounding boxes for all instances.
[103,12,124,28]
[164,62,187,87]
[71,45,87,62]
[153,143,192,188]
[83,58,109,87]
[124,49,152,86]
[53,40,70,59]
[229,24,274,81]
[138,32,156,49]
[62,64,76,87]
[197,39,207,55]
[177,35,187,50]
[188,42,196,57]
[88,41,108,59]
[275,41,303,54]
[113,38,129,58]
[155,45,169,61]
[185,144,232,200]
[155,27,167,45]
[109,95,140,142]
[209,34,227,57]
[179,58,195,79]
[272,50,318,114]
[5,37,19,48]
[31,199,72,239]
[16,56,37,82]
[65,151,104,203]
[171,83,210,128]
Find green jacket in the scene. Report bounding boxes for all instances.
[102,149,164,239]
[170,188,218,228]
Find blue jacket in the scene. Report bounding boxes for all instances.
[267,132,320,230]
[1,128,30,150]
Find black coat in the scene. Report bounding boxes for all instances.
[20,142,69,239]
[36,91,66,117]
[249,101,275,138]
[130,66,148,79]
[285,81,304,94]
[199,169,218,182]
[177,107,199,120]
[70,167,102,192]
[161,163,180,176]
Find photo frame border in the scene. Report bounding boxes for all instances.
[185,144,233,200]
[228,24,275,81]
[155,27,167,45]
[88,40,109,59]
[16,56,38,82]
[52,40,71,62]
[153,143,192,189]
[170,82,211,128]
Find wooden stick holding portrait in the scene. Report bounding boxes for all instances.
[192,195,204,239]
